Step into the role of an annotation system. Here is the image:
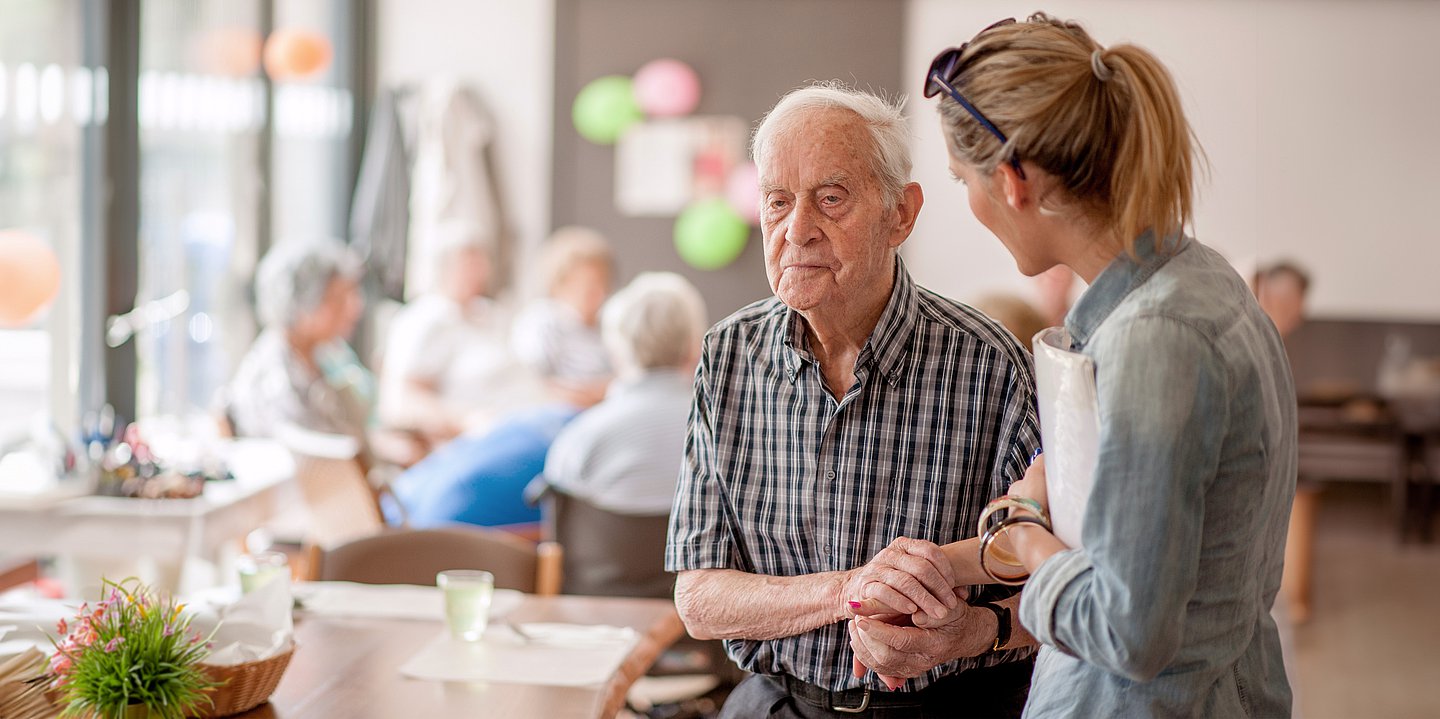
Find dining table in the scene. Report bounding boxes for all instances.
[0,439,295,593]
[230,592,686,719]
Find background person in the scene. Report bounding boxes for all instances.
[379,222,540,443]
[226,238,372,457]
[512,226,615,408]
[543,271,707,516]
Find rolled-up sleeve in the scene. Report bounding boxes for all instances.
[1019,315,1225,682]
[664,336,735,571]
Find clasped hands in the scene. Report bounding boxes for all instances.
[840,537,992,690]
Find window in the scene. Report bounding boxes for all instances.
[0,0,89,444]
[133,0,360,419]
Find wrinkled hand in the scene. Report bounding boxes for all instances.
[850,587,970,629]
[1006,453,1049,514]
[841,537,958,623]
[848,600,993,690]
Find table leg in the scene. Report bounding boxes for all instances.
[1282,486,1320,624]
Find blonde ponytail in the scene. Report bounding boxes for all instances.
[937,14,1205,254]
[1102,44,1201,251]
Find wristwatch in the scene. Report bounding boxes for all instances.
[974,601,1012,652]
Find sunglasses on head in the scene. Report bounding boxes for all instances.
[924,18,1025,179]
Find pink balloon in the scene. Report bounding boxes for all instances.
[726,162,761,224]
[0,230,60,326]
[633,58,701,118]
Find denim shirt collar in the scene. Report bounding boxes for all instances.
[1066,231,1189,349]
[782,257,916,387]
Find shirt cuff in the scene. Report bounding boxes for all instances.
[1019,548,1091,654]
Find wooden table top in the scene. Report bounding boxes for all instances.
[230,594,684,719]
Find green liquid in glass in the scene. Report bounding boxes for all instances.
[443,584,494,641]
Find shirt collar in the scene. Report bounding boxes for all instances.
[1066,230,1188,348]
[781,258,918,387]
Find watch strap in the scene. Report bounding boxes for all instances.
[974,601,1012,652]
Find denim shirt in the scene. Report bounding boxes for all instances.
[1019,233,1297,718]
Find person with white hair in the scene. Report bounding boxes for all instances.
[227,238,372,450]
[542,272,708,515]
[379,221,541,441]
[665,82,1040,717]
[511,226,615,407]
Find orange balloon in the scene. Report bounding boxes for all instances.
[0,231,61,327]
[263,29,332,81]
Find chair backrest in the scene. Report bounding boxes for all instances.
[544,490,672,598]
[291,452,386,549]
[313,525,562,594]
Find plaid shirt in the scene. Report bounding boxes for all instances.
[665,260,1040,693]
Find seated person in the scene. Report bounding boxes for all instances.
[384,403,576,529]
[543,272,708,516]
[512,226,615,407]
[226,239,373,460]
[379,222,542,443]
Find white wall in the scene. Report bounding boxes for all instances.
[375,0,555,294]
[904,0,1440,321]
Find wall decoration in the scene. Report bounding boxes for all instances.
[572,75,644,145]
[0,230,61,327]
[262,28,332,81]
[725,161,760,224]
[615,115,747,217]
[633,58,701,118]
[674,198,748,270]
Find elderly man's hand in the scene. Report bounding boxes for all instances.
[848,601,994,690]
[841,537,958,623]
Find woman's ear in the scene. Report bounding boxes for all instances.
[994,162,1031,212]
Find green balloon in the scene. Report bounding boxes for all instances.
[572,75,643,145]
[674,199,749,270]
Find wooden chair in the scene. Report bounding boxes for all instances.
[541,489,672,598]
[311,525,562,594]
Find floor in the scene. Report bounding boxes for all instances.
[1289,483,1440,719]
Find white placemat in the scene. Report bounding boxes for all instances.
[293,581,522,622]
[398,623,639,686]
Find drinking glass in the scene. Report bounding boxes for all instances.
[237,551,289,594]
[437,569,495,641]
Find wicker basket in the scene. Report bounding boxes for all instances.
[196,642,294,717]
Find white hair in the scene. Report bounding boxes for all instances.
[601,272,708,373]
[751,81,913,208]
[255,238,360,330]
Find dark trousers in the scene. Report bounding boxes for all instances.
[719,658,1034,719]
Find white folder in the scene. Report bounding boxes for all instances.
[1032,327,1101,549]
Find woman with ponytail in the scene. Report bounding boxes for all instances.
[875,13,1294,717]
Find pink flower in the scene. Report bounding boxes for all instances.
[104,636,125,652]
[48,652,72,676]
[56,617,68,635]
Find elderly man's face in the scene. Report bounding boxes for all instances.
[759,108,908,314]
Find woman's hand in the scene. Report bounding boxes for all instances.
[1006,453,1049,514]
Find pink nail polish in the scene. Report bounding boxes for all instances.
[848,601,862,609]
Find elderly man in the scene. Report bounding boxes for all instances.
[665,83,1041,718]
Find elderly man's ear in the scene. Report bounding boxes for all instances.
[888,182,925,248]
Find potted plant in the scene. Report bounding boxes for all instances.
[46,579,217,719]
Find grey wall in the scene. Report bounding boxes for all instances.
[552,0,905,322]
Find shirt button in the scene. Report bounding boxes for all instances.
[824,470,837,481]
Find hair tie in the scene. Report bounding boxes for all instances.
[1090,49,1113,82]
